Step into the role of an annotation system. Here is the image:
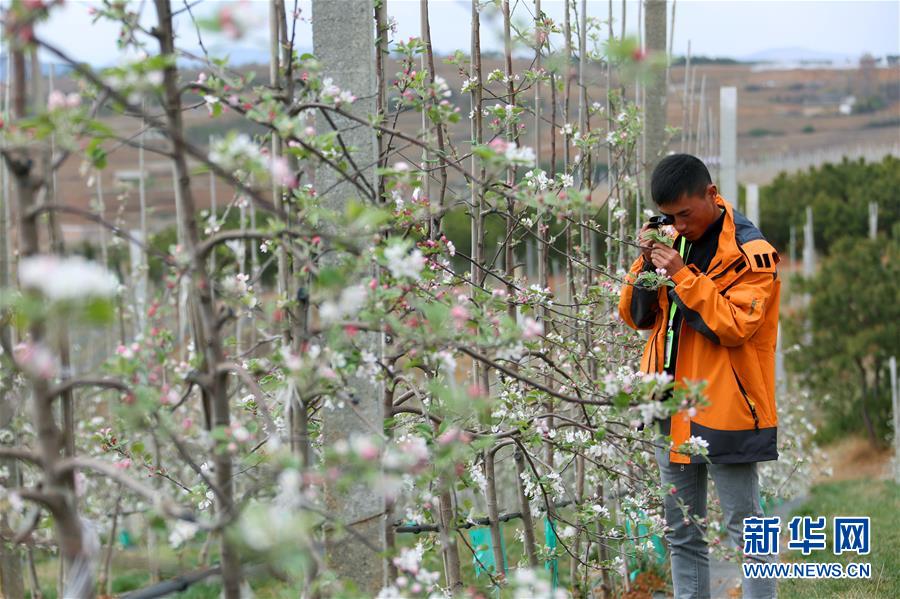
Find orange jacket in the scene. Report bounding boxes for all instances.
[618,195,781,464]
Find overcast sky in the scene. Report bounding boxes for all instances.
[33,0,900,66]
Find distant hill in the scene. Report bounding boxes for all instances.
[741,47,856,65]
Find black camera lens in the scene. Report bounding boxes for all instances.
[647,215,674,228]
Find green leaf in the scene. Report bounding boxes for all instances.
[83,297,115,324]
[86,138,108,170]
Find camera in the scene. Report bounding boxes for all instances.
[647,214,674,229]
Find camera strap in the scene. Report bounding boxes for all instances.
[664,236,691,369]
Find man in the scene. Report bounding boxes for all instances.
[618,154,781,599]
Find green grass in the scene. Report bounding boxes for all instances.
[779,479,899,599]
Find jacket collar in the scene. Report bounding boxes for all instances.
[673,194,743,278]
[708,194,743,264]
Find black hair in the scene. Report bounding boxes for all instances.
[650,154,712,205]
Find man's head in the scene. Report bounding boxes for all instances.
[650,154,720,241]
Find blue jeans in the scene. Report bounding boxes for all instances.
[655,444,777,599]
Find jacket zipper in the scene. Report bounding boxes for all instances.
[731,365,760,431]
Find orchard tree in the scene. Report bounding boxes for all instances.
[0,1,822,597]
[786,234,899,445]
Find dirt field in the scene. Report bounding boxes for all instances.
[17,59,900,242]
[816,436,895,483]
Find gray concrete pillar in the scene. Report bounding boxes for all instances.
[642,0,668,209]
[719,87,737,203]
[775,321,786,396]
[745,183,759,226]
[890,356,899,484]
[803,206,816,278]
[869,201,878,239]
[312,0,386,593]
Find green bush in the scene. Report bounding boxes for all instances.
[745,127,784,137]
[758,155,900,254]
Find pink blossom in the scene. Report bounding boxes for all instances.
[218,6,242,39]
[437,427,471,445]
[351,436,380,461]
[231,426,250,443]
[488,138,509,153]
[13,342,57,379]
[47,90,66,111]
[521,316,544,340]
[270,155,298,188]
[450,304,469,325]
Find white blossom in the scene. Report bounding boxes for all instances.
[504,143,536,167]
[469,464,487,493]
[19,255,118,301]
[320,284,367,324]
[384,242,425,280]
[686,435,709,451]
[524,169,549,190]
[393,543,424,574]
[209,134,263,171]
[168,521,199,549]
[434,75,452,98]
[202,94,220,115]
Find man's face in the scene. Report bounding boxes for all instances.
[658,185,719,241]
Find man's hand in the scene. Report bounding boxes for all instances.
[638,223,655,263]
[650,242,686,277]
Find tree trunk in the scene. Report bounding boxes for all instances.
[484,448,506,579]
[514,448,539,567]
[152,1,241,596]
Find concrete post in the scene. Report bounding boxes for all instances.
[890,356,898,484]
[719,87,737,203]
[643,0,668,209]
[312,0,386,592]
[129,230,146,332]
[869,201,878,239]
[803,206,816,278]
[746,183,759,226]
[775,321,786,396]
[789,225,797,267]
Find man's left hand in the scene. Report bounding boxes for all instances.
[650,243,686,277]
